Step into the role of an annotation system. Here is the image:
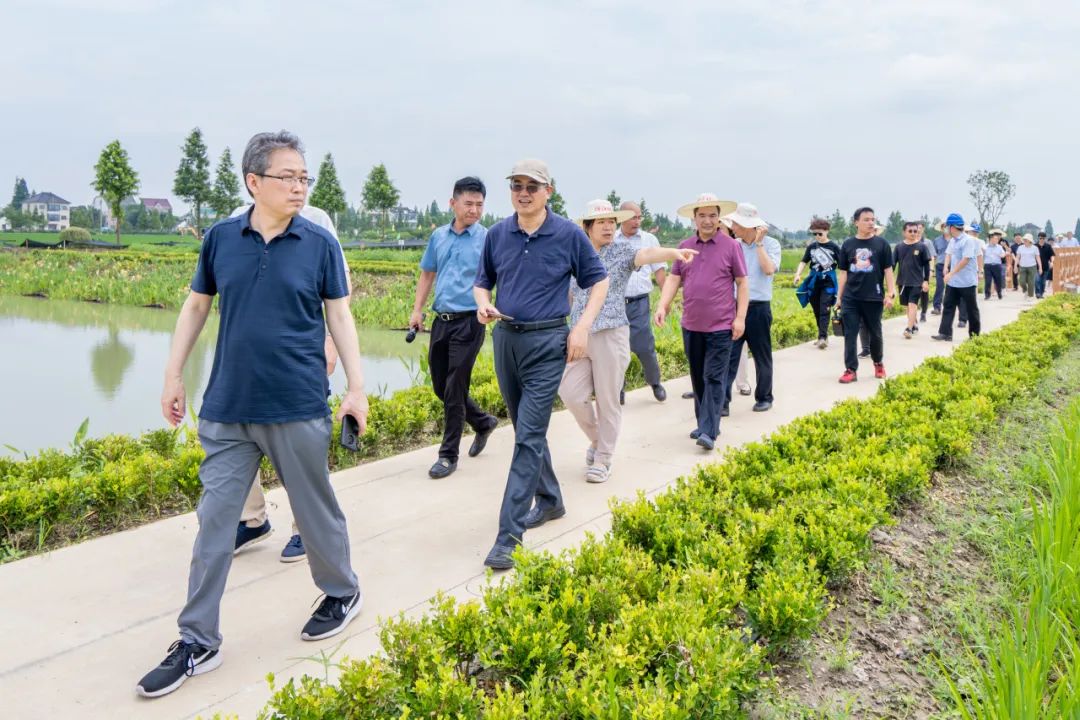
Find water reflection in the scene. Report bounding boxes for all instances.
[90,328,135,399]
[0,296,428,456]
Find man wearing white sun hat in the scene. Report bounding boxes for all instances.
[654,193,747,451]
[722,202,781,413]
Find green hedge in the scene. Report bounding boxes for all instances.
[251,296,1080,718]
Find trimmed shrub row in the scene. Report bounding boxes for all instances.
[250,296,1080,718]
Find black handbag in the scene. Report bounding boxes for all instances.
[831,308,844,337]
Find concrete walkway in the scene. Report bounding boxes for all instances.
[0,293,1031,719]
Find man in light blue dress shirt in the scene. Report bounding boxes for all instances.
[722,202,782,413]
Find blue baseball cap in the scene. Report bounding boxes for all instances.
[945,213,965,227]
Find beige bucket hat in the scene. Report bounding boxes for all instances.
[677,192,737,219]
[723,202,769,229]
[575,199,635,226]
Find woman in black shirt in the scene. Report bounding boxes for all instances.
[793,217,842,347]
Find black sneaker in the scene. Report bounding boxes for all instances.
[858,349,871,358]
[301,592,363,641]
[682,390,694,400]
[234,520,272,554]
[652,384,667,402]
[920,312,927,323]
[958,321,966,328]
[135,640,221,698]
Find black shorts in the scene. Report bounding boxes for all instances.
[899,286,923,305]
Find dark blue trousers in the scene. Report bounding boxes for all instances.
[682,328,733,441]
[492,324,568,548]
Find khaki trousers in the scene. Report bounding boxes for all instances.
[558,325,631,466]
[241,471,298,534]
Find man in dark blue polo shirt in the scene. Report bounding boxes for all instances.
[137,131,367,699]
[473,158,609,570]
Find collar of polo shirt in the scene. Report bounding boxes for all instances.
[510,209,557,237]
[239,206,303,241]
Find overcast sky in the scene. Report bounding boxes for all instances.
[3,0,1078,231]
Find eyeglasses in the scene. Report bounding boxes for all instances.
[257,174,316,187]
[809,231,826,237]
[510,182,546,194]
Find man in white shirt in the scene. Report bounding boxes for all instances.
[614,201,668,403]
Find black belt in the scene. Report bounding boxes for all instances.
[749,300,771,306]
[498,318,567,333]
[432,310,474,322]
[625,293,650,304]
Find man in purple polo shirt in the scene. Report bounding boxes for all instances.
[654,193,748,450]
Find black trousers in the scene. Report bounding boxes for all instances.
[429,315,495,462]
[933,264,946,310]
[809,284,834,340]
[725,301,773,406]
[938,285,981,338]
[842,298,883,372]
[984,264,1004,299]
[682,328,732,441]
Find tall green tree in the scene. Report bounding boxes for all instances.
[93,140,140,245]
[309,153,347,222]
[11,177,29,208]
[884,210,904,243]
[173,127,212,237]
[209,147,242,220]
[827,209,850,241]
[639,198,653,228]
[967,169,1015,232]
[606,190,621,208]
[1045,219,1055,237]
[1074,218,1080,238]
[361,163,400,237]
[548,179,567,216]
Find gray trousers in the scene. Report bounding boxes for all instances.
[178,417,359,650]
[492,324,568,548]
[624,294,662,387]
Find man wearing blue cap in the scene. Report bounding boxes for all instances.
[932,214,981,341]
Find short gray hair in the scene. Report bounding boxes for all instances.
[241,131,305,197]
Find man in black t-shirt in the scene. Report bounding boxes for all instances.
[1036,232,1055,298]
[893,221,930,339]
[836,207,896,383]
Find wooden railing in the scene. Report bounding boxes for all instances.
[1053,248,1080,294]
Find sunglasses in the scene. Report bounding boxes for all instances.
[510,182,545,194]
[809,231,826,237]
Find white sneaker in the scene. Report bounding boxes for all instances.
[585,463,611,483]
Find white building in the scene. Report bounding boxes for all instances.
[22,192,71,231]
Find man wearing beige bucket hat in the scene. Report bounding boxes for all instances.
[721,202,781,414]
[654,193,747,451]
[474,158,609,570]
[559,200,698,483]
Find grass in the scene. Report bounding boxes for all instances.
[753,340,1080,718]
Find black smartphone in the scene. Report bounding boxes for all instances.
[340,414,361,452]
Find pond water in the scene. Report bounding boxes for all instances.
[0,296,429,457]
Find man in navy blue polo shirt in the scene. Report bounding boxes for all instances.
[137,131,367,699]
[474,158,609,570]
[409,176,498,479]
